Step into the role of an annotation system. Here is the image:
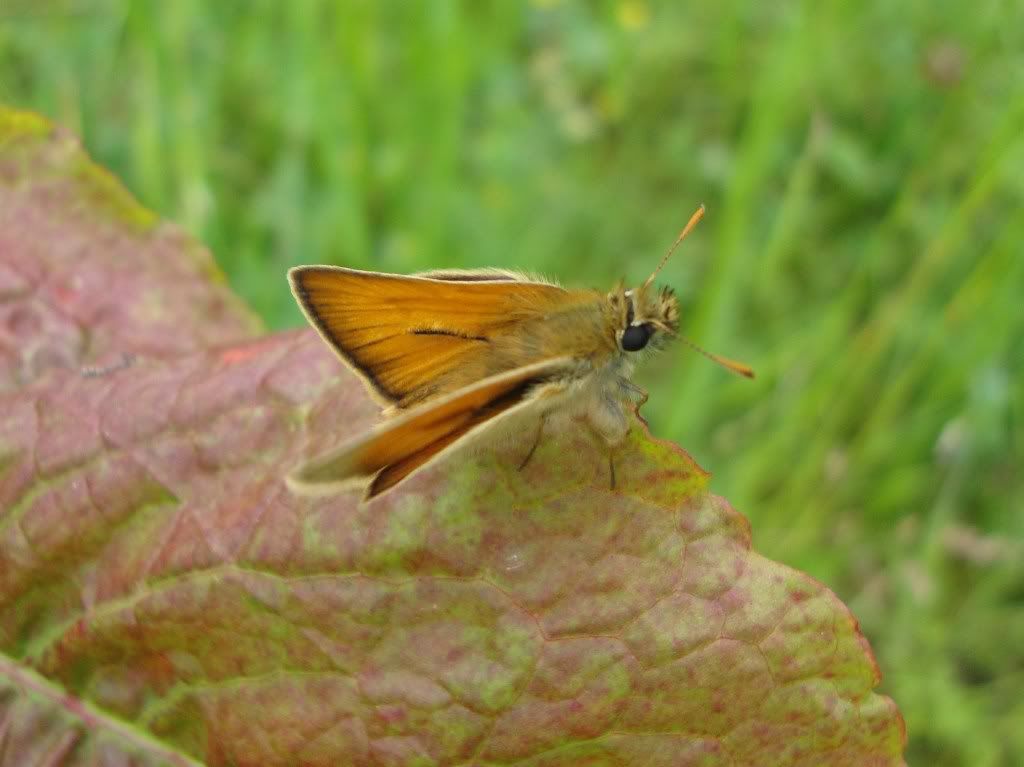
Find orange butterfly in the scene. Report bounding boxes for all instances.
[287,206,752,499]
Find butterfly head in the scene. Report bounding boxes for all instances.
[604,204,754,377]
[608,283,680,354]
[604,204,702,355]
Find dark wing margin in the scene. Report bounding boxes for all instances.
[286,356,577,499]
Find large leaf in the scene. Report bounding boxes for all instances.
[0,108,905,766]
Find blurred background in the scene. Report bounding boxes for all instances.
[2,1,1021,763]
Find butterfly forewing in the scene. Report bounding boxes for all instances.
[288,267,569,406]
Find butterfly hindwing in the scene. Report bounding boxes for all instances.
[287,356,576,499]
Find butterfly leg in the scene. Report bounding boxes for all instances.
[518,415,547,470]
[586,392,630,491]
[619,378,648,407]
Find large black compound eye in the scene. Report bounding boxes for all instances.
[621,323,652,352]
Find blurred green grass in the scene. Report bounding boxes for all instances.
[2,1,1022,763]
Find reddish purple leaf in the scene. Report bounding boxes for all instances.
[0,108,906,766]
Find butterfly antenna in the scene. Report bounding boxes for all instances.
[680,336,755,378]
[642,204,706,293]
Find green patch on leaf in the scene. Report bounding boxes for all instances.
[0,107,52,145]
